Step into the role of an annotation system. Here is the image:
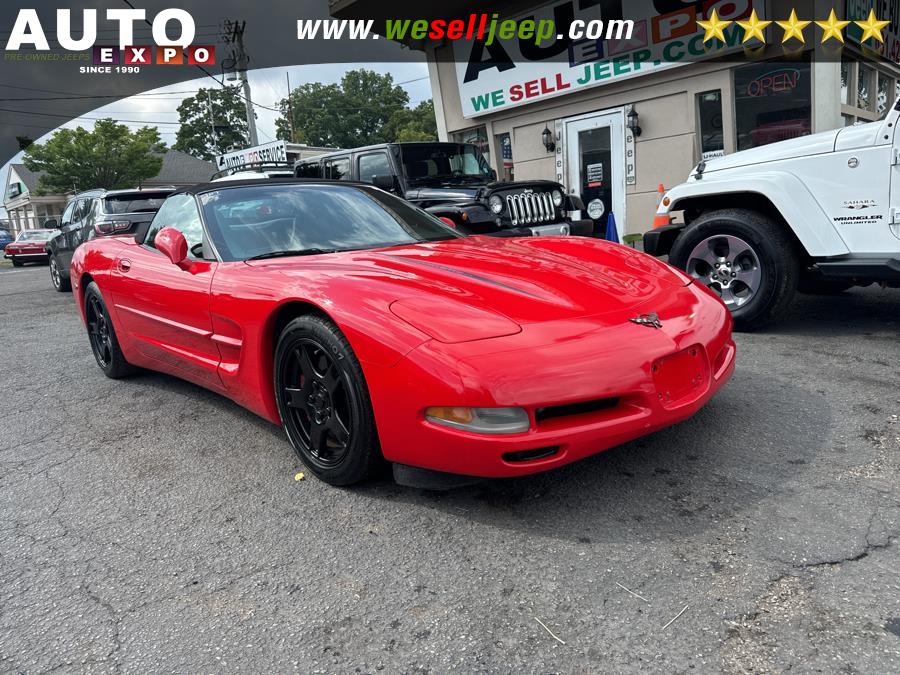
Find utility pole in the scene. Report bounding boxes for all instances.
[221,19,258,147]
[286,72,295,143]
[205,89,218,154]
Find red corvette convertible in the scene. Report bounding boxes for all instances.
[71,179,735,486]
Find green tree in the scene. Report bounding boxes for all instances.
[386,99,438,142]
[173,86,250,160]
[276,69,424,147]
[22,119,165,193]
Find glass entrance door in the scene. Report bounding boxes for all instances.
[565,111,625,236]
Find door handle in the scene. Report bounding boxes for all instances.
[118,258,132,273]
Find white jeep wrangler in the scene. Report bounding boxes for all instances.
[644,98,900,331]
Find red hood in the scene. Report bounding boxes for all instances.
[249,236,690,326]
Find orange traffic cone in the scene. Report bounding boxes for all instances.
[652,183,671,229]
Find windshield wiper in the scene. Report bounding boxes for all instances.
[247,248,338,261]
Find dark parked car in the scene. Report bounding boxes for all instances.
[0,228,13,250]
[4,229,54,266]
[47,187,174,292]
[294,142,592,238]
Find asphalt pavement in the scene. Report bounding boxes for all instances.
[0,261,898,673]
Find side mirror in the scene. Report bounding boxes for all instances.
[155,226,187,267]
[44,219,59,229]
[372,174,397,192]
[489,169,497,181]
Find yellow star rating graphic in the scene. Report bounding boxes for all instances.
[816,9,851,43]
[776,9,811,44]
[735,9,771,43]
[692,8,894,48]
[696,8,732,44]
[855,8,891,43]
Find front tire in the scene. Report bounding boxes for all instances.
[274,315,380,486]
[669,209,798,331]
[50,255,71,292]
[84,282,135,379]
[11,259,22,267]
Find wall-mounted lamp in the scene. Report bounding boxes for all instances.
[626,106,642,137]
[541,125,555,153]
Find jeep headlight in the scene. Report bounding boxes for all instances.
[488,194,504,214]
[551,189,563,207]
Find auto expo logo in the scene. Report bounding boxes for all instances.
[4,8,214,66]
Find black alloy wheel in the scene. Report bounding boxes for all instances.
[275,315,380,485]
[84,282,135,379]
[50,255,71,292]
[86,293,112,368]
[283,339,353,468]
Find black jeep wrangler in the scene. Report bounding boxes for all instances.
[294,142,592,237]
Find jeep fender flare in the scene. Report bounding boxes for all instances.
[661,171,850,258]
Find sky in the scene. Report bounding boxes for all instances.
[1,61,431,218]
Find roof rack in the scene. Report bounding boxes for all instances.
[211,161,296,180]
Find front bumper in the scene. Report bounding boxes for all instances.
[492,219,594,238]
[367,283,734,478]
[642,223,684,257]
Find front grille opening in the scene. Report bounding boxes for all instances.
[503,446,560,463]
[505,191,555,226]
[535,397,620,423]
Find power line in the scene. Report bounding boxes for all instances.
[0,107,182,124]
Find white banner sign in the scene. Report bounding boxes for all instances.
[215,140,288,172]
[454,0,761,118]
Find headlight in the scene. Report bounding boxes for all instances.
[425,406,530,434]
[551,189,563,207]
[488,195,504,214]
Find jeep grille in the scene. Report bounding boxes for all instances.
[505,191,555,226]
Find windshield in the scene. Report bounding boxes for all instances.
[399,144,493,184]
[16,230,52,241]
[198,183,462,262]
[105,194,169,214]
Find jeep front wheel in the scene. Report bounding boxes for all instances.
[669,208,798,331]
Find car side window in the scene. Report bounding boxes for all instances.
[358,153,391,183]
[324,157,350,180]
[82,199,98,227]
[72,199,90,223]
[60,200,76,226]
[145,194,205,259]
[295,161,321,178]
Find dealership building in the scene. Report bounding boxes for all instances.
[333,0,900,236]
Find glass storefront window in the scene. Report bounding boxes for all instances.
[858,63,873,111]
[449,126,490,167]
[841,59,850,105]
[843,59,896,123]
[697,90,725,159]
[495,132,514,181]
[733,59,811,151]
[878,73,891,116]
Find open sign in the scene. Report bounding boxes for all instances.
[746,68,801,97]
